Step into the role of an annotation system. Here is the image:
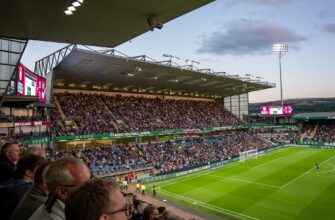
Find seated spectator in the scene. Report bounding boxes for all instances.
[0,154,47,220]
[29,158,91,220]
[65,178,130,220]
[10,162,50,220]
[0,142,21,183]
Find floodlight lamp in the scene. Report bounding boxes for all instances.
[68,6,76,11]
[64,10,73,15]
[78,0,84,3]
[72,1,81,7]
[273,44,288,54]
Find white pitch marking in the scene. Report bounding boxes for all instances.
[280,155,335,189]
[208,174,281,189]
[159,189,259,220]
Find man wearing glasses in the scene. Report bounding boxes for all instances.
[29,158,91,220]
[65,178,132,220]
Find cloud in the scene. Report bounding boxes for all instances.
[320,23,335,34]
[197,19,306,56]
[316,10,335,19]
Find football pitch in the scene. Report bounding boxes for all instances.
[154,147,335,220]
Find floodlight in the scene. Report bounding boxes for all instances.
[64,10,73,15]
[273,43,288,105]
[68,6,76,11]
[273,44,288,55]
[72,1,81,7]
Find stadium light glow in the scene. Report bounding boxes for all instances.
[64,10,73,15]
[273,43,288,106]
[72,2,81,7]
[68,6,76,11]
[64,0,84,15]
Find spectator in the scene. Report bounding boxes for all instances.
[0,154,47,220]
[65,178,129,220]
[23,147,46,158]
[29,158,91,220]
[142,205,160,220]
[10,162,50,220]
[0,142,20,183]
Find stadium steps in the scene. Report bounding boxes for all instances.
[98,97,122,130]
[53,95,78,129]
[300,132,305,141]
[311,123,319,138]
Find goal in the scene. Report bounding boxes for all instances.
[239,149,258,162]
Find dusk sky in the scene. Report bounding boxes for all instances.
[21,0,335,103]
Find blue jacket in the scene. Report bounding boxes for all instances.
[0,178,33,220]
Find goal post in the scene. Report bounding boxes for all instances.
[239,149,258,162]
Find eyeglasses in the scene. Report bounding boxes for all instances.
[105,204,133,217]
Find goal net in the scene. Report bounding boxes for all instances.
[239,149,258,162]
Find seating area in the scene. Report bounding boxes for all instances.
[51,131,271,177]
[53,92,241,135]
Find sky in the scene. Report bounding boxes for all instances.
[21,0,335,103]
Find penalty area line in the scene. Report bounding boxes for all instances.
[159,189,259,220]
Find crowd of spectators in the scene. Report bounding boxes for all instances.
[51,131,271,176]
[311,123,335,143]
[0,142,216,220]
[53,92,241,135]
[0,113,47,123]
[55,93,117,135]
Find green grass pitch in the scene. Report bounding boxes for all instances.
[153,147,335,220]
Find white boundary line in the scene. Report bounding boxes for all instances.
[207,174,281,189]
[159,189,259,220]
[250,156,283,169]
[280,155,335,189]
[310,162,335,174]
[159,159,248,189]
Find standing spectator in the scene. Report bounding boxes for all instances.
[10,162,50,220]
[65,179,129,220]
[0,154,47,220]
[0,142,20,183]
[29,158,91,220]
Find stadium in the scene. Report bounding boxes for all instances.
[0,1,335,220]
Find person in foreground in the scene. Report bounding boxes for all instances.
[10,162,50,220]
[65,178,130,220]
[29,158,91,220]
[0,154,47,220]
[0,142,21,183]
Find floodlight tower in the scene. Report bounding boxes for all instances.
[162,54,180,66]
[273,44,288,106]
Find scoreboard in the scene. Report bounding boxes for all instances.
[17,63,46,103]
[260,105,293,115]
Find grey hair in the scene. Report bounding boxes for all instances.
[43,158,87,192]
[24,146,45,156]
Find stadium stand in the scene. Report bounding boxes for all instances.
[50,130,271,177]
[52,92,241,135]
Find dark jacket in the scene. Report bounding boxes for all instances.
[0,154,15,184]
[10,186,47,220]
[0,178,33,220]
